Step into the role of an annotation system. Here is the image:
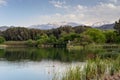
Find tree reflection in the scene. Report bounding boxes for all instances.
[0,47,119,62]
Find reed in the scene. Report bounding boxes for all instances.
[54,56,120,80]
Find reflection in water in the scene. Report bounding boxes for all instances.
[0,47,88,80]
[0,60,84,80]
[0,47,119,80]
[0,47,89,62]
[0,47,119,62]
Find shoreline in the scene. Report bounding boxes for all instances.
[1,41,120,49]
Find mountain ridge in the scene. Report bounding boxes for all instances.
[29,22,83,30]
[0,22,115,31]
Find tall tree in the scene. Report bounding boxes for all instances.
[114,19,120,35]
[104,30,118,43]
[82,28,106,43]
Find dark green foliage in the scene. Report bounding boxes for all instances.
[104,30,120,43]
[59,25,74,33]
[113,19,120,43]
[73,26,91,34]
[29,29,44,40]
[1,20,120,45]
[2,27,44,41]
[114,19,120,35]
[2,23,120,45]
[47,35,57,43]
[60,33,80,42]
[1,25,90,41]
[0,47,103,62]
[82,28,106,43]
[3,27,31,41]
[26,39,37,47]
[114,36,120,43]
[0,36,5,44]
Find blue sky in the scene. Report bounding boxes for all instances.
[0,0,120,26]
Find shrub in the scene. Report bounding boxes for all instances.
[26,39,36,47]
[0,36,5,44]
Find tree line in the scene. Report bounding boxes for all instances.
[0,19,120,45]
[0,25,90,44]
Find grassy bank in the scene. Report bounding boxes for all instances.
[67,43,120,50]
[1,41,120,49]
[0,41,66,48]
[54,56,120,80]
[0,41,28,48]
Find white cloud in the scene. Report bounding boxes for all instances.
[0,0,7,7]
[27,1,120,26]
[109,0,118,3]
[72,2,120,25]
[86,2,120,23]
[49,0,68,9]
[99,3,117,9]
[76,5,84,10]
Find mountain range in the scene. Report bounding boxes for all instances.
[0,22,115,31]
[95,23,114,30]
[0,26,10,31]
[29,22,82,30]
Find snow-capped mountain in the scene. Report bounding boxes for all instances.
[0,26,9,31]
[95,23,115,30]
[29,22,82,30]
[92,21,115,30]
[92,21,111,27]
[0,21,115,31]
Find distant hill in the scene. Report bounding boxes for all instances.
[29,22,115,30]
[0,22,83,31]
[0,26,9,31]
[0,22,115,31]
[29,22,82,30]
[95,23,115,30]
[0,26,16,31]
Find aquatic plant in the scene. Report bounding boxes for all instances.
[57,56,120,80]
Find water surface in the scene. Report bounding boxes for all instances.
[0,47,119,80]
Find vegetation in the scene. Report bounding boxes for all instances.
[26,39,37,47]
[0,19,120,47]
[0,47,96,61]
[59,56,120,80]
[82,28,106,43]
[114,19,120,35]
[104,30,119,43]
[0,36,5,44]
[0,19,120,80]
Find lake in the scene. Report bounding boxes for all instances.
[0,47,119,80]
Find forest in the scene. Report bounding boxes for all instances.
[0,19,120,47]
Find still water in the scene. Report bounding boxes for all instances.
[0,47,119,80]
[0,47,86,80]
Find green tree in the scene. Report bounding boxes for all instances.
[0,36,5,44]
[114,19,120,35]
[104,30,118,43]
[3,27,31,41]
[114,36,120,43]
[72,34,92,46]
[60,33,80,42]
[73,26,91,34]
[26,39,36,47]
[82,28,106,43]
[47,35,57,43]
[37,34,49,45]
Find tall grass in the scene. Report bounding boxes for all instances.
[54,56,120,80]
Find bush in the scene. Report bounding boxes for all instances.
[82,28,106,43]
[0,36,5,44]
[26,39,36,47]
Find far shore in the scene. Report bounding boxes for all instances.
[0,44,8,48]
[0,41,28,48]
[1,41,120,49]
